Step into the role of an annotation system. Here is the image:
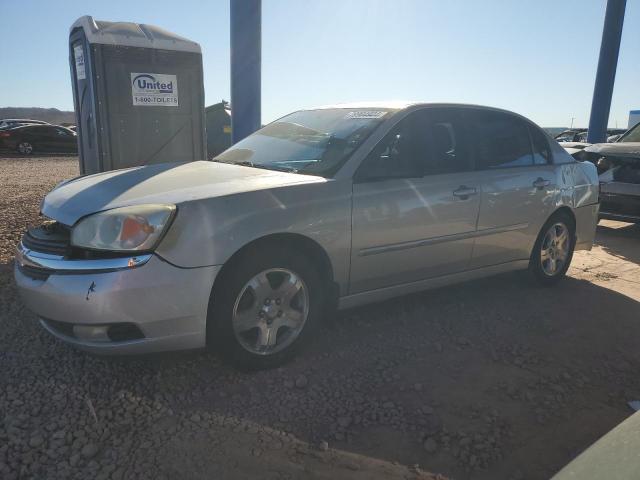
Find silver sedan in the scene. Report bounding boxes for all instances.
[15,102,600,369]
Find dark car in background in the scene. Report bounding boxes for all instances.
[0,124,77,155]
[577,122,640,222]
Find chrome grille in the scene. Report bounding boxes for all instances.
[21,221,71,256]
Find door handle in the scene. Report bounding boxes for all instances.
[453,186,477,199]
[533,178,551,190]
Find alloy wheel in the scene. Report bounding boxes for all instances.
[540,222,570,276]
[232,268,309,355]
[18,142,33,154]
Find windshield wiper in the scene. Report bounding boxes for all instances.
[212,158,297,173]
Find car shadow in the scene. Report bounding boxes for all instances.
[596,221,640,266]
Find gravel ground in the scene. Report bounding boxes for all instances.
[2,156,640,480]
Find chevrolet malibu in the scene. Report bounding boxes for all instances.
[15,103,600,369]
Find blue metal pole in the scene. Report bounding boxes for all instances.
[587,0,626,144]
[230,0,262,144]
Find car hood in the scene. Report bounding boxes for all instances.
[561,142,591,149]
[42,160,326,226]
[584,142,640,158]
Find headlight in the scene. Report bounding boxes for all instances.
[71,205,176,252]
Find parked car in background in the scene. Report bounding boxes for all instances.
[555,128,626,143]
[0,124,77,155]
[15,102,599,370]
[555,128,588,143]
[0,118,50,130]
[576,122,640,222]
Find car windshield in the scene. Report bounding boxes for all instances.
[212,108,392,176]
[619,123,640,142]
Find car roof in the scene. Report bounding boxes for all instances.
[308,101,535,117]
[1,118,48,123]
[10,123,55,130]
[306,102,548,131]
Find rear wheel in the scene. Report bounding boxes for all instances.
[17,141,34,155]
[207,247,324,370]
[529,212,576,285]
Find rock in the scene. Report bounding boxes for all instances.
[284,379,294,389]
[29,436,44,448]
[423,437,438,453]
[81,443,99,459]
[295,375,308,389]
[459,437,472,447]
[422,405,434,415]
[337,416,352,428]
[318,440,329,451]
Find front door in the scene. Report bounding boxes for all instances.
[350,108,481,294]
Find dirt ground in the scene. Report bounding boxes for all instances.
[1,156,639,480]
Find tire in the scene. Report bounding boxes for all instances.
[207,246,324,370]
[17,141,34,155]
[529,211,576,286]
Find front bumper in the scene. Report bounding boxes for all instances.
[15,243,220,354]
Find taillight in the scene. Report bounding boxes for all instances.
[0,132,10,137]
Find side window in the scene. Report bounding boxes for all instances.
[355,113,424,181]
[419,109,471,175]
[29,126,46,135]
[355,109,471,181]
[468,111,534,169]
[530,127,552,165]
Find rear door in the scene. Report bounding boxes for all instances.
[465,109,557,268]
[350,107,481,294]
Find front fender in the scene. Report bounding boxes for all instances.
[155,179,353,293]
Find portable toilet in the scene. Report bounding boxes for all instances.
[69,16,206,174]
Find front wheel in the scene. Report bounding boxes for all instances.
[529,212,576,285]
[207,247,324,370]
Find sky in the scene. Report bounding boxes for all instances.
[0,0,638,128]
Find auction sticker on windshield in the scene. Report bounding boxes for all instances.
[345,111,387,119]
[131,73,179,107]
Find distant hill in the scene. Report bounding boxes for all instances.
[0,107,75,126]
